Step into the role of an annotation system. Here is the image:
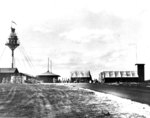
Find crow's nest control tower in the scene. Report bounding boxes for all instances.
[5,22,20,68]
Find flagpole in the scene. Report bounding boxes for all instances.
[11,21,17,29]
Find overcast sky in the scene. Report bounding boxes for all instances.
[0,0,150,79]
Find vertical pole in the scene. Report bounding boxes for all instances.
[51,60,52,73]
[48,58,49,72]
[12,50,14,68]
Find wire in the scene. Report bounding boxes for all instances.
[20,45,33,67]
[0,46,6,61]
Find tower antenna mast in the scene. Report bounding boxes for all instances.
[47,58,52,73]
[48,58,49,72]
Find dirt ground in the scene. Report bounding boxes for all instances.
[0,84,148,118]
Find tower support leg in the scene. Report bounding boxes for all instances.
[12,50,14,68]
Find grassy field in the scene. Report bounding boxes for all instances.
[0,84,148,118]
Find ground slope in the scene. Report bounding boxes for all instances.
[0,84,149,118]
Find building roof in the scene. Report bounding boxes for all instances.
[19,72,35,78]
[100,71,138,78]
[0,68,19,73]
[135,63,145,66]
[71,70,91,78]
[38,71,60,77]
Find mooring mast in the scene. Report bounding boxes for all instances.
[5,23,20,68]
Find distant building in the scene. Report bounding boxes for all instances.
[0,68,35,83]
[70,71,92,83]
[19,72,36,83]
[0,68,19,83]
[37,71,60,83]
[99,71,139,83]
[36,58,60,83]
[99,64,145,83]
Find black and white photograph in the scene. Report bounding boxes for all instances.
[0,0,150,117]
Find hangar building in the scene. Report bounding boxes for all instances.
[70,70,92,83]
[99,64,145,83]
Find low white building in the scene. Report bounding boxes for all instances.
[71,70,92,83]
[99,71,138,83]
